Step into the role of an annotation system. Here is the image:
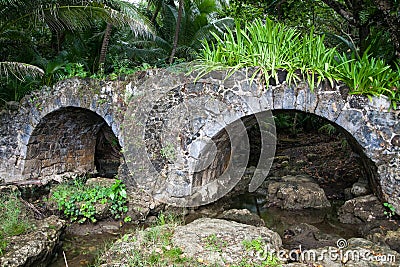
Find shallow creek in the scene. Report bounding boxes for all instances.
[229,194,360,240]
[49,193,363,266]
[49,221,136,267]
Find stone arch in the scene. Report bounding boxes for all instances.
[0,77,127,182]
[0,68,398,210]
[252,109,376,197]
[22,107,122,180]
[123,68,399,210]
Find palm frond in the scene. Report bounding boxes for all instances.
[1,1,154,38]
[160,2,178,42]
[191,17,234,49]
[0,62,44,80]
[103,0,155,38]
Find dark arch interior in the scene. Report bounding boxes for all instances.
[23,107,122,179]
[193,109,380,202]
[265,110,378,200]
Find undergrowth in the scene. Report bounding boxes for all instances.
[50,178,128,223]
[0,192,34,255]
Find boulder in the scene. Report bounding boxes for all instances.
[0,215,65,267]
[384,230,400,253]
[265,175,331,210]
[172,218,282,265]
[367,227,400,253]
[337,195,386,224]
[350,181,371,197]
[98,218,282,266]
[282,223,342,250]
[217,208,265,226]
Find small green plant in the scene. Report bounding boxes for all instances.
[160,143,176,161]
[204,233,227,253]
[0,192,33,255]
[50,178,128,223]
[0,234,7,256]
[240,238,281,267]
[123,216,132,223]
[318,123,337,135]
[383,202,396,219]
[108,179,128,219]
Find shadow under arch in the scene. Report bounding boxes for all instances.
[194,109,381,201]
[23,106,122,179]
[271,110,381,198]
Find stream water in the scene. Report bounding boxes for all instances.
[229,193,360,239]
[49,221,136,267]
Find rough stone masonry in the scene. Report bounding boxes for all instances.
[0,68,399,210]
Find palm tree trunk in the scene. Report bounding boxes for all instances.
[98,23,113,71]
[169,0,184,64]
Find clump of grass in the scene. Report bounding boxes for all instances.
[193,18,400,109]
[193,18,336,89]
[0,192,34,255]
[335,52,400,108]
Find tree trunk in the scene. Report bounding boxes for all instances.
[98,23,113,71]
[151,3,162,24]
[169,0,183,64]
[352,0,370,55]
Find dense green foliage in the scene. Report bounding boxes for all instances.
[222,0,400,63]
[0,0,153,105]
[0,192,33,255]
[131,0,234,64]
[194,18,400,108]
[51,178,128,223]
[0,0,399,108]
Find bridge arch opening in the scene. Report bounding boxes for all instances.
[269,110,379,200]
[194,109,380,203]
[23,107,122,180]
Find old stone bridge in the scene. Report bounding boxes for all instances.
[0,68,399,209]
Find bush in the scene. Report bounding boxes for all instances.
[50,178,128,223]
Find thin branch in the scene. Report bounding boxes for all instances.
[320,0,356,25]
